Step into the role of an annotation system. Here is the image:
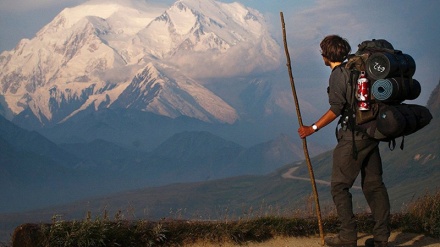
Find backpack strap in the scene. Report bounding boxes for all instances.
[386,136,404,151]
[400,136,405,150]
[341,69,361,160]
[350,70,359,159]
[388,139,396,151]
[393,50,409,101]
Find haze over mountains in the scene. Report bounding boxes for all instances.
[0,111,329,213]
[0,0,439,243]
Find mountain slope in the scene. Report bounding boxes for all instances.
[427,81,440,118]
[37,108,222,150]
[0,115,89,212]
[0,115,81,168]
[152,131,244,162]
[110,63,237,123]
[118,130,308,186]
[59,139,145,171]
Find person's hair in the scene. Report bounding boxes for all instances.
[320,35,351,62]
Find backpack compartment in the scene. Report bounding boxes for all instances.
[401,104,433,135]
[356,102,380,125]
[376,104,406,138]
[376,104,432,138]
[358,120,388,140]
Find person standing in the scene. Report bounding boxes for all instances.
[298,35,390,247]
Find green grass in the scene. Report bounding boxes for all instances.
[11,189,439,247]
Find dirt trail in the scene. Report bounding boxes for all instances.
[281,166,362,190]
[187,232,440,246]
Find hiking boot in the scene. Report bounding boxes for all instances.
[365,238,388,247]
[324,235,357,247]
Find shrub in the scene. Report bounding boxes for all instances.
[402,190,440,238]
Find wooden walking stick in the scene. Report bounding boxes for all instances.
[280,12,325,246]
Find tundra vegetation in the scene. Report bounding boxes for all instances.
[10,189,440,247]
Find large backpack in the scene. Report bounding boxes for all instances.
[343,39,432,150]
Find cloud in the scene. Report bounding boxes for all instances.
[165,41,282,79]
[0,0,168,12]
[282,0,440,55]
[0,0,87,12]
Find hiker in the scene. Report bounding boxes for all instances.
[298,35,390,247]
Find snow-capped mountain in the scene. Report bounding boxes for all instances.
[110,62,237,123]
[0,0,281,126]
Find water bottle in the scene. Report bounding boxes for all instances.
[356,71,370,111]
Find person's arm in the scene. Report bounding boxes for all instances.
[297,109,337,139]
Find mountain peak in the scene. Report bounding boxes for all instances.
[111,62,238,124]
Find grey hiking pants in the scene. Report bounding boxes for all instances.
[331,129,390,242]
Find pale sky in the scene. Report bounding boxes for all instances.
[1,0,439,108]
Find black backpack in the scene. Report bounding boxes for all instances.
[343,39,432,150]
